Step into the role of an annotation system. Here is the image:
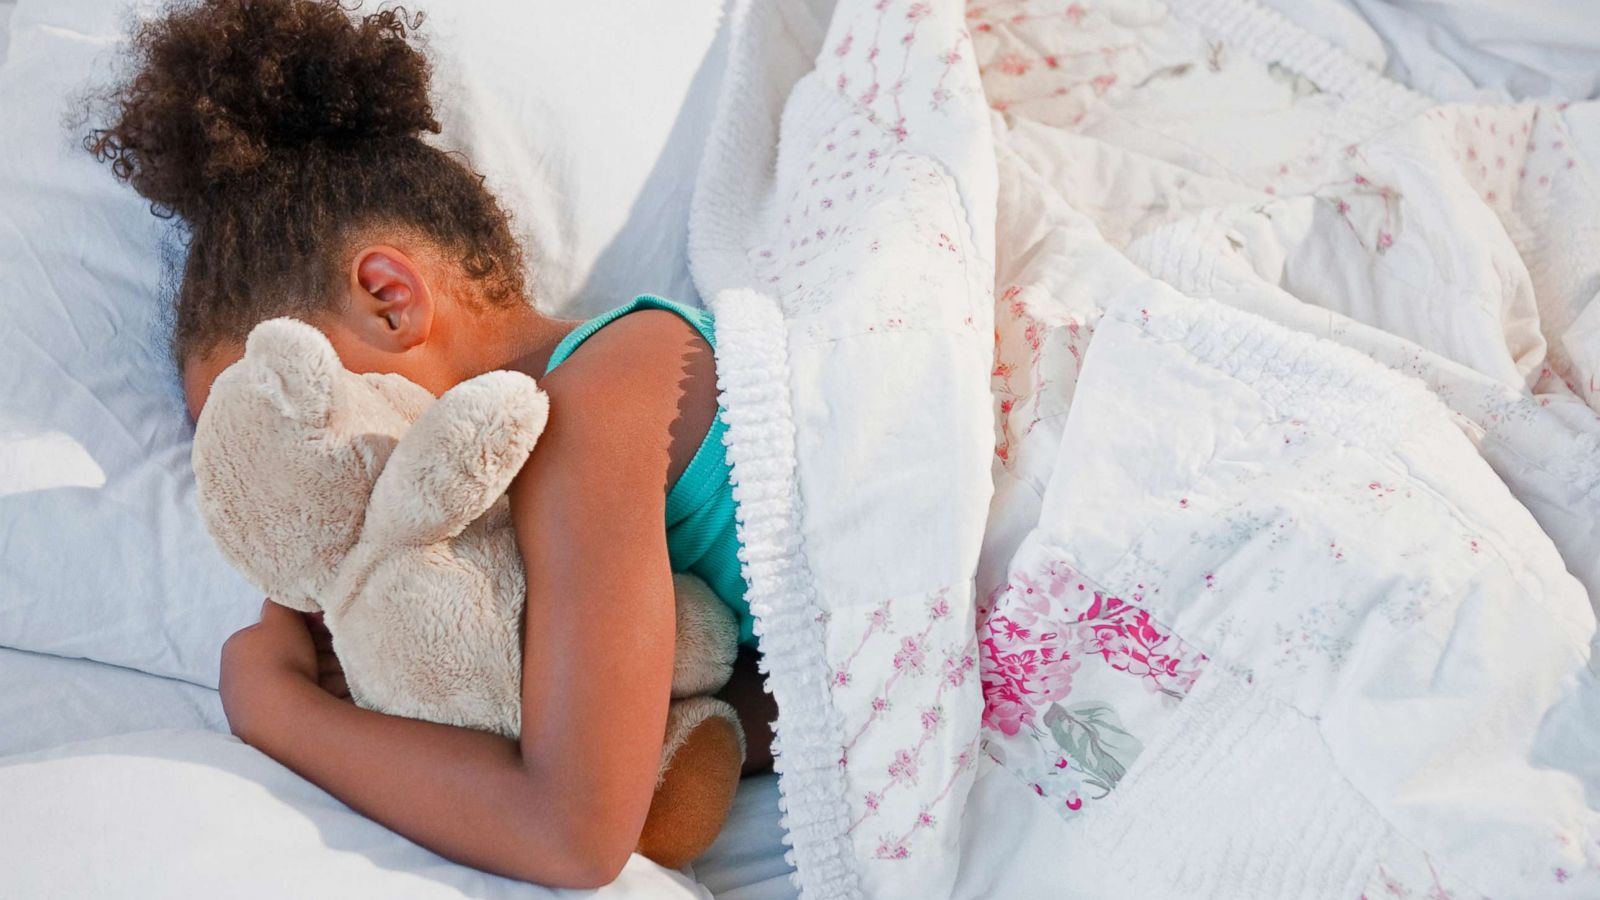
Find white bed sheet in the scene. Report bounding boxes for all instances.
[0,728,713,900]
[0,1,12,69]
[0,646,797,899]
[1262,0,1600,101]
[692,774,798,900]
[0,646,226,758]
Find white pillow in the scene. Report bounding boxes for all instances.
[421,1,729,313]
[0,729,711,899]
[0,0,728,685]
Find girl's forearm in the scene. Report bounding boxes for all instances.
[238,669,624,888]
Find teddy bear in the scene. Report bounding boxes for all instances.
[191,316,746,868]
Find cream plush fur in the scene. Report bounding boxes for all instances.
[193,317,744,781]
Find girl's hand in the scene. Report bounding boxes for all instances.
[219,599,320,742]
[306,612,351,700]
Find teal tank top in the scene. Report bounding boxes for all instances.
[543,296,755,649]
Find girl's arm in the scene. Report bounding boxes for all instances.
[224,608,611,886]
[221,312,713,888]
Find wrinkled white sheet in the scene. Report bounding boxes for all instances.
[0,647,225,757]
[694,774,802,900]
[0,648,797,899]
[0,1,12,68]
[0,729,712,900]
[1263,0,1600,102]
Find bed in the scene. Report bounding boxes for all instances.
[1,0,1596,897]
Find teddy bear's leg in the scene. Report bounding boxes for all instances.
[670,574,739,699]
[635,697,746,870]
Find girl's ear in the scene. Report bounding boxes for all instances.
[347,245,435,353]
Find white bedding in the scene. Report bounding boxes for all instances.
[0,647,798,899]
[4,0,1598,897]
[0,1,12,69]
[0,646,225,757]
[0,650,796,896]
[0,729,799,900]
[694,774,802,900]
[0,729,713,899]
[1265,0,1600,102]
[691,0,1600,897]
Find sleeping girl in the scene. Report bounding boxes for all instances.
[87,0,775,886]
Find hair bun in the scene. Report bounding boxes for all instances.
[90,0,439,219]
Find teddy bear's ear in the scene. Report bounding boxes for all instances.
[362,372,434,424]
[243,318,342,427]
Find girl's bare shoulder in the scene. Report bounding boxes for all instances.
[528,309,718,489]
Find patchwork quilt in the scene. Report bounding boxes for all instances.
[689,0,1600,897]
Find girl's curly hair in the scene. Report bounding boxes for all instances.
[86,0,527,362]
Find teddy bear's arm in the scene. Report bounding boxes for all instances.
[365,370,549,547]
